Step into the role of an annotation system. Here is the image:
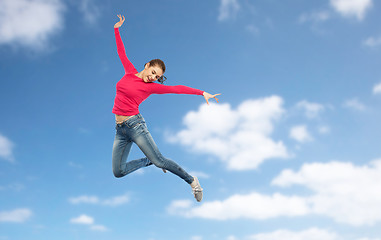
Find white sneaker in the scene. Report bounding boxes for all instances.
[190,177,203,202]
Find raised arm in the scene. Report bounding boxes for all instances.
[114,15,137,74]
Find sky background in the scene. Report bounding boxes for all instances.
[1,0,381,239]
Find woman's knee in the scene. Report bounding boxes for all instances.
[150,156,166,169]
[113,168,124,178]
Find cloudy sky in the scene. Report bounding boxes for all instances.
[1,0,381,239]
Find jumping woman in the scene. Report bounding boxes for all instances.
[111,15,220,202]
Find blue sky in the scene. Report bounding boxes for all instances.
[1,0,381,239]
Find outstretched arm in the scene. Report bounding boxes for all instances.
[149,84,221,104]
[114,14,137,74]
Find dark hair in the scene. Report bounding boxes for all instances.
[145,59,166,84]
[146,59,166,73]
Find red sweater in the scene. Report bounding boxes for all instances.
[112,28,204,116]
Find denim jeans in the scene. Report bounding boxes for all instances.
[112,114,194,184]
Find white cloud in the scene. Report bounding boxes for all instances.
[169,159,381,226]
[0,208,32,223]
[0,134,14,162]
[167,96,290,171]
[0,0,65,51]
[69,195,99,204]
[218,0,240,21]
[70,214,108,231]
[289,125,313,143]
[190,236,203,240]
[247,228,339,240]
[343,98,366,111]
[373,82,381,94]
[78,0,100,25]
[167,192,309,220]
[70,214,94,225]
[296,100,325,119]
[226,236,238,240]
[330,0,372,20]
[68,193,129,206]
[357,238,381,240]
[273,159,381,226]
[90,224,109,232]
[363,36,381,47]
[102,194,129,206]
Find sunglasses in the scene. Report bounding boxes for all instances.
[157,75,167,84]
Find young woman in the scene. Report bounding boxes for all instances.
[111,15,220,202]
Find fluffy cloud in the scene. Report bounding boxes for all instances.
[89,224,109,232]
[0,134,14,162]
[70,214,108,231]
[247,228,339,240]
[0,208,32,223]
[69,195,98,204]
[70,214,94,225]
[373,82,381,95]
[169,159,381,226]
[357,238,381,240]
[190,236,203,240]
[68,193,129,206]
[273,160,381,226]
[78,0,100,25]
[289,125,313,143]
[363,36,381,48]
[167,193,310,220]
[330,0,372,20]
[167,96,290,170]
[226,236,238,240]
[343,98,366,111]
[218,0,240,21]
[296,100,325,119]
[0,0,65,50]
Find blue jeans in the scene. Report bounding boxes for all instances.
[112,114,194,184]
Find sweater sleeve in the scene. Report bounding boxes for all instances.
[149,83,204,96]
[114,28,138,74]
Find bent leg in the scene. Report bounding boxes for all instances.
[133,122,194,184]
[112,131,152,178]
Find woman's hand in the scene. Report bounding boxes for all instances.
[203,92,221,105]
[114,14,125,28]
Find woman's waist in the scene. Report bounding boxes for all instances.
[115,114,136,124]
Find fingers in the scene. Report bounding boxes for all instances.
[117,14,125,22]
[204,93,221,105]
[204,95,210,105]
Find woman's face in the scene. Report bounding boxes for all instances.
[142,64,164,83]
